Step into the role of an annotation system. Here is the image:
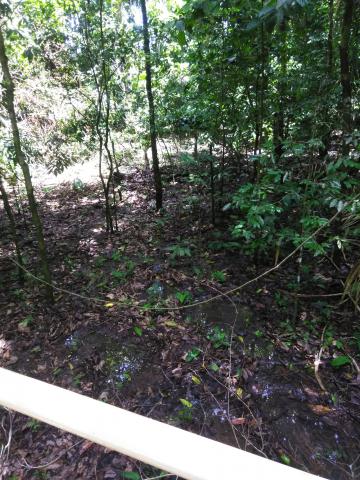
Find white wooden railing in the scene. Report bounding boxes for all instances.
[0,368,324,480]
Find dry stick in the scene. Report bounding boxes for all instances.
[0,408,12,461]
[278,290,343,298]
[7,206,346,313]
[143,475,175,480]
[20,440,83,471]
[314,325,328,393]
[204,375,266,457]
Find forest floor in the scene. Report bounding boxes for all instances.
[0,167,360,480]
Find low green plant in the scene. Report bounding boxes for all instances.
[94,255,106,267]
[13,288,26,300]
[111,259,135,283]
[178,398,193,422]
[275,291,288,308]
[18,315,33,329]
[330,355,351,368]
[120,472,141,480]
[185,347,201,362]
[168,240,192,260]
[133,326,142,337]
[211,270,226,283]
[26,419,41,432]
[175,290,192,304]
[111,247,125,262]
[72,178,85,191]
[207,326,229,348]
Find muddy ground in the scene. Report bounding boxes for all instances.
[0,169,360,479]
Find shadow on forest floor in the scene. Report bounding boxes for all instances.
[1,170,360,479]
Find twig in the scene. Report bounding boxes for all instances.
[21,440,83,470]
[314,325,328,393]
[0,408,13,461]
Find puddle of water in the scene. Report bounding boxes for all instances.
[251,366,360,479]
[187,300,360,478]
[64,328,152,388]
[211,407,228,422]
[188,300,252,331]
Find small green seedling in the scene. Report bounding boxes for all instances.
[185,347,201,362]
[26,419,41,432]
[175,290,192,304]
[207,326,229,348]
[211,270,226,283]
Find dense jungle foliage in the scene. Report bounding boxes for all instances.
[0,0,359,479]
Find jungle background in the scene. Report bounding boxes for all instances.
[0,0,360,479]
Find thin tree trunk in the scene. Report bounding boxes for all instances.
[0,28,53,301]
[209,144,215,226]
[339,0,354,154]
[254,3,267,182]
[140,0,163,210]
[273,19,287,161]
[318,0,335,160]
[0,175,24,283]
[194,133,198,158]
[327,0,334,73]
[144,148,150,170]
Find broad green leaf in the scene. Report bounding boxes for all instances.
[120,472,141,480]
[330,356,351,368]
[191,375,201,385]
[180,398,192,408]
[209,362,220,372]
[280,454,291,465]
[133,326,143,337]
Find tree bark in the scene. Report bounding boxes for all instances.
[339,0,354,154]
[253,1,267,181]
[327,0,334,74]
[273,19,287,161]
[140,0,163,210]
[0,174,24,283]
[0,27,53,301]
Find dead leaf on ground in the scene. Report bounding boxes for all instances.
[308,404,333,415]
[231,417,260,426]
[231,417,246,425]
[79,440,94,456]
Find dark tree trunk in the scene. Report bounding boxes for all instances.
[273,19,287,161]
[0,28,53,302]
[253,3,267,182]
[327,0,334,74]
[209,143,215,225]
[339,0,354,154]
[140,0,163,210]
[318,0,335,161]
[194,133,198,158]
[0,175,24,283]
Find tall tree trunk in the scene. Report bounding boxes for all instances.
[0,175,24,283]
[209,143,215,226]
[140,0,163,210]
[273,19,287,161]
[339,0,354,154]
[0,28,53,301]
[327,0,335,74]
[253,3,267,181]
